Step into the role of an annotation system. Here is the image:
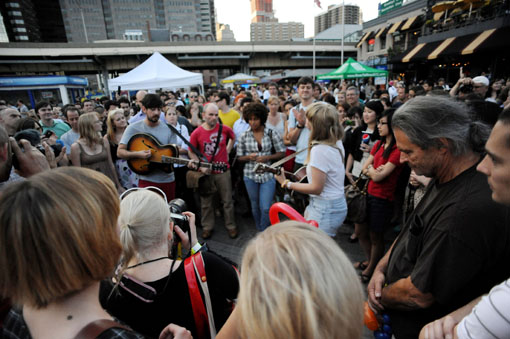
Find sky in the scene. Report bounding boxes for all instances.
[214,0,382,41]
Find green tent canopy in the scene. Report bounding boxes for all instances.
[317,58,388,80]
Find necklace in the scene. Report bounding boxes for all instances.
[127,256,169,269]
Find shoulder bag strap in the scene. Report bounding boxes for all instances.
[269,144,312,169]
[209,123,222,164]
[192,253,217,339]
[184,255,209,339]
[166,123,208,162]
[74,319,130,339]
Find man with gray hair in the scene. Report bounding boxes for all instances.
[346,86,363,109]
[367,96,510,338]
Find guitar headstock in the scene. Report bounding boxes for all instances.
[212,162,228,172]
[254,163,277,174]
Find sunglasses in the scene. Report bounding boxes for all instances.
[189,95,197,98]
[120,186,168,203]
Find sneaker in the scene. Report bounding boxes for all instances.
[227,228,239,239]
[202,230,212,239]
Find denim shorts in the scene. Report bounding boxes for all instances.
[305,196,347,237]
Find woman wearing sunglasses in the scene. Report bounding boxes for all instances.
[100,186,239,338]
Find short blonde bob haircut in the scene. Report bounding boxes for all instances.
[238,221,364,339]
[0,167,121,308]
[78,112,102,146]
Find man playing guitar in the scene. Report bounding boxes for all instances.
[118,94,178,200]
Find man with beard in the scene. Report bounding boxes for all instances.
[367,96,510,338]
[118,94,177,199]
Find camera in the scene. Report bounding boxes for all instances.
[168,198,190,237]
[11,129,64,170]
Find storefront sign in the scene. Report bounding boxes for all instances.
[379,0,403,16]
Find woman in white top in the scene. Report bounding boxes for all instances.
[265,96,286,137]
[275,102,347,237]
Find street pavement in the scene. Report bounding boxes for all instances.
[196,203,399,339]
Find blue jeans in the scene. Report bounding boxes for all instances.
[305,196,347,237]
[243,177,276,231]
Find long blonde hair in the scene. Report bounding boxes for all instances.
[305,102,344,163]
[106,109,125,143]
[78,112,102,146]
[117,190,171,277]
[238,222,364,339]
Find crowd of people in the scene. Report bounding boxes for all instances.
[0,71,509,338]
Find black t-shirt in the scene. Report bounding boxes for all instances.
[348,125,380,162]
[385,163,510,338]
[100,252,239,339]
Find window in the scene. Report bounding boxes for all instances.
[15,35,29,41]
[380,35,386,49]
[10,19,24,24]
[6,2,20,8]
[12,27,26,32]
[8,11,22,16]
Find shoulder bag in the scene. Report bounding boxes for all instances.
[345,177,369,224]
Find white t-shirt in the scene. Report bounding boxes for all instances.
[306,140,345,200]
[288,103,311,164]
[457,278,510,339]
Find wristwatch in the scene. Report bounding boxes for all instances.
[296,124,304,129]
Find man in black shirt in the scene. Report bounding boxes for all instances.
[367,96,510,338]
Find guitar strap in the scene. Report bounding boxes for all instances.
[210,123,223,163]
[269,146,309,169]
[166,123,208,162]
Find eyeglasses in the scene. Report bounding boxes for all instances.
[473,85,485,88]
[215,99,222,103]
[166,102,176,106]
[120,186,167,204]
[189,95,197,98]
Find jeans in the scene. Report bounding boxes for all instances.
[243,177,276,231]
[305,196,347,237]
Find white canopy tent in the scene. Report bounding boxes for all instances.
[108,52,203,92]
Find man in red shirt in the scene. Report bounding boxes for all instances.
[189,103,238,239]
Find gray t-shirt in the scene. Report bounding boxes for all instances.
[120,120,177,183]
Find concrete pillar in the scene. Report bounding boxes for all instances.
[58,85,70,105]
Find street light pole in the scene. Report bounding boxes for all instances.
[341,0,345,64]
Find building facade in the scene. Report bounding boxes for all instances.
[216,23,235,41]
[315,4,361,35]
[250,22,304,41]
[357,0,510,82]
[0,0,216,43]
[250,0,276,23]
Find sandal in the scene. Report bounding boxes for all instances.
[353,261,368,270]
[349,233,358,243]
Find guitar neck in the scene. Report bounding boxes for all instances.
[161,156,213,169]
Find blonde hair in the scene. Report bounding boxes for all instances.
[267,95,280,105]
[0,167,121,308]
[238,222,364,339]
[106,109,125,143]
[78,112,102,146]
[117,190,171,276]
[305,102,344,163]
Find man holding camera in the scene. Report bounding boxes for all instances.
[449,74,490,100]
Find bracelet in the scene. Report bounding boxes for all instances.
[286,181,292,190]
[281,179,290,188]
[296,124,304,129]
[191,242,202,255]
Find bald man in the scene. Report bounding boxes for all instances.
[0,108,21,136]
[128,90,166,124]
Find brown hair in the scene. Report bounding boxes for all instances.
[0,167,121,308]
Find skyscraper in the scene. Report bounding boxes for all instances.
[250,0,276,23]
[249,0,304,41]
[314,4,361,35]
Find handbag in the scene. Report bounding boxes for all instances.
[345,177,369,224]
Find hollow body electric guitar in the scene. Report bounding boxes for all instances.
[127,133,227,175]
